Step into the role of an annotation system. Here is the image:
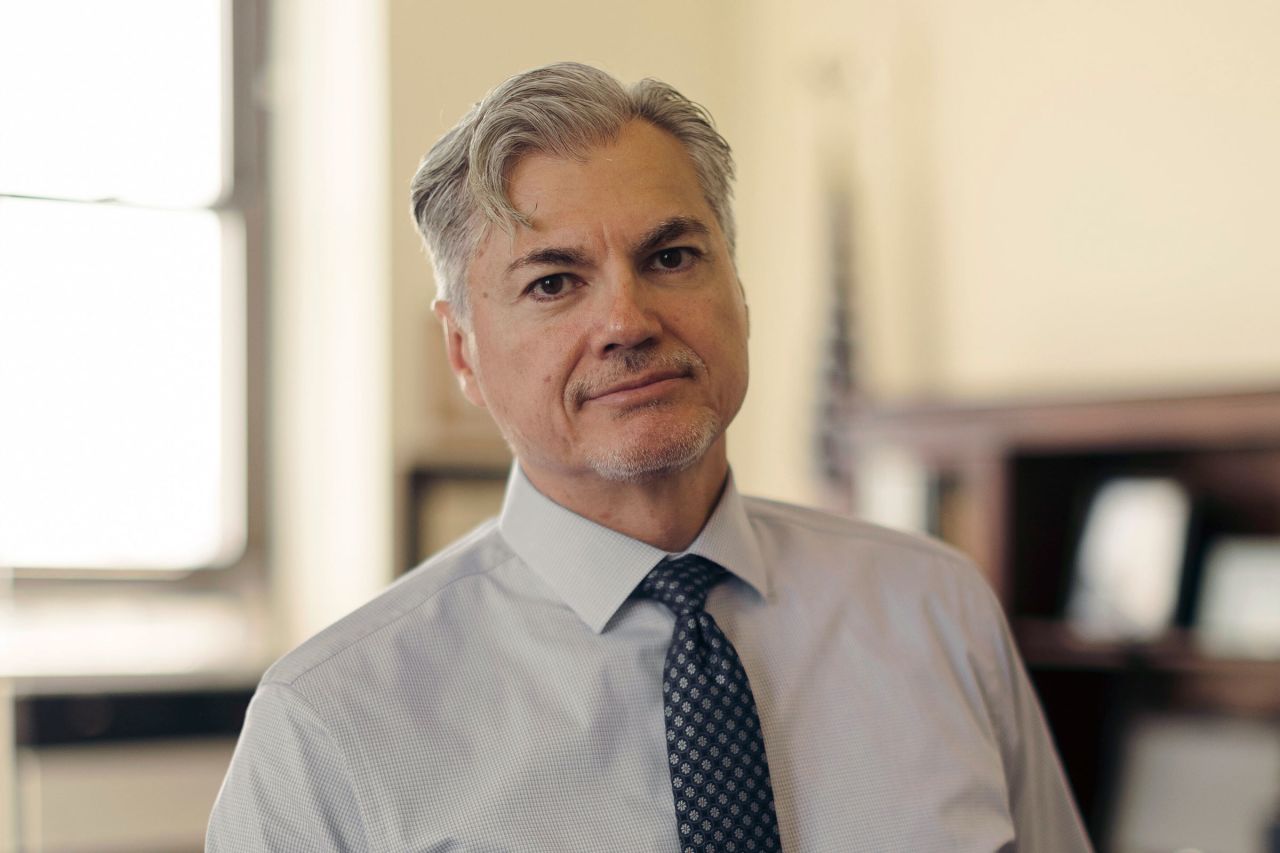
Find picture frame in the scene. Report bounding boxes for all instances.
[404,464,510,573]
[1065,477,1191,641]
[1195,536,1280,658]
[1108,711,1280,853]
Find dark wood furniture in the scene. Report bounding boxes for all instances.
[848,388,1280,846]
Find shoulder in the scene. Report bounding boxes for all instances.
[742,496,1023,695]
[742,495,999,611]
[260,519,516,689]
[744,494,975,570]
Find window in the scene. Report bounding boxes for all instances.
[0,1,259,573]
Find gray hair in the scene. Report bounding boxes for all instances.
[409,62,736,322]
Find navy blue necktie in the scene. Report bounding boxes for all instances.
[638,555,782,853]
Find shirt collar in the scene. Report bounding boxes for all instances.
[498,464,769,634]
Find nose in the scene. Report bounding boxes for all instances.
[593,267,662,357]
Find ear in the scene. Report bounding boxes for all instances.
[433,300,487,408]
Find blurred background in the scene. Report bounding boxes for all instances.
[2,0,1279,850]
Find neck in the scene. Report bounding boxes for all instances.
[521,442,730,552]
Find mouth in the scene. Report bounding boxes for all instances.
[584,369,690,406]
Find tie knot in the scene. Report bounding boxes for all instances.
[637,555,728,615]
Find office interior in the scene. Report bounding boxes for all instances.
[2,1,1279,850]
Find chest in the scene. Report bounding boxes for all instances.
[325,612,1017,852]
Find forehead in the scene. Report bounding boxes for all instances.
[501,120,715,246]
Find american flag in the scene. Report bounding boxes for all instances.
[813,181,857,513]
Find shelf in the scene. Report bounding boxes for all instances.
[1016,619,1280,718]
[849,387,1280,453]
[850,389,1280,842]
[1016,619,1280,675]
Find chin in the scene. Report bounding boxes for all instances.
[585,408,721,483]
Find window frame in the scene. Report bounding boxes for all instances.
[4,0,270,632]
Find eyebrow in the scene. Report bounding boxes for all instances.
[505,246,591,276]
[503,216,712,277]
[631,216,711,259]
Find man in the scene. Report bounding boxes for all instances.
[208,62,1091,851]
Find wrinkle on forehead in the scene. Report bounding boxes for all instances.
[503,216,712,278]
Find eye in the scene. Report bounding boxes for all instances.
[526,274,571,301]
[648,247,699,273]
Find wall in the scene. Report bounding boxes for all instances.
[731,0,1280,499]
[924,0,1280,398]
[270,2,1280,639]
[270,0,394,644]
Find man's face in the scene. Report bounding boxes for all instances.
[438,119,749,489]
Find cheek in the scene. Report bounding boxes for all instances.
[486,344,574,415]
[698,304,750,403]
[689,296,747,360]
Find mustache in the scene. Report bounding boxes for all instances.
[568,347,705,408]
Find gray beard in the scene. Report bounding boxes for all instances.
[583,404,720,483]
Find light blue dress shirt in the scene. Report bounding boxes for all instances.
[208,467,1091,851]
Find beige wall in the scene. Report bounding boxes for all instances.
[271,3,1280,627]
[736,0,1280,498]
[736,0,1280,404]
[923,0,1280,398]
[270,0,393,644]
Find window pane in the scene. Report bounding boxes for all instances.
[0,198,244,569]
[0,0,226,206]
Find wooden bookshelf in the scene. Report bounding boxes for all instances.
[848,388,1280,845]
